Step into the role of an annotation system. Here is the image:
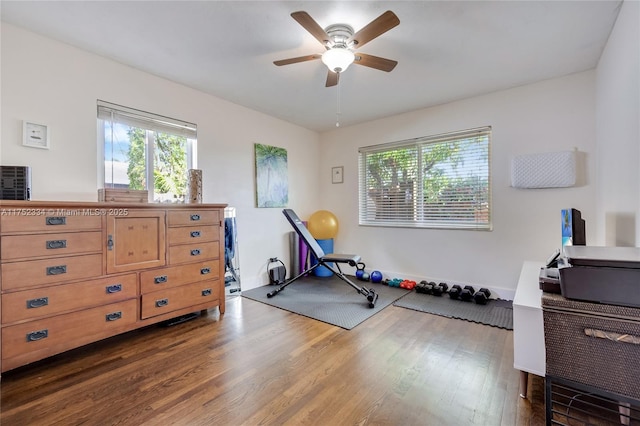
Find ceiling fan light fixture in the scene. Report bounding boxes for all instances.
[322,47,355,73]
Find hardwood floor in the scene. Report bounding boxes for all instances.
[1,295,545,425]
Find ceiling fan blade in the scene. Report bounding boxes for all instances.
[354,53,398,72]
[274,54,322,66]
[291,11,330,46]
[326,71,339,87]
[348,10,399,49]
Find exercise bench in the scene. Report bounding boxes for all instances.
[267,209,379,308]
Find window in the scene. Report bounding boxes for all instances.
[358,127,491,230]
[97,100,197,202]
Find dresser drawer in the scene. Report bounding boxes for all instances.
[167,225,218,245]
[1,231,102,261]
[167,210,219,227]
[2,273,137,323]
[168,241,219,265]
[140,260,220,294]
[141,280,219,319]
[1,299,137,369]
[1,213,101,234]
[1,254,103,291]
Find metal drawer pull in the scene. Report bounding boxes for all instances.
[154,275,168,284]
[46,216,66,226]
[584,328,640,345]
[106,284,122,294]
[105,311,122,322]
[155,299,169,308]
[46,239,67,249]
[27,297,49,309]
[107,234,114,251]
[190,214,200,221]
[190,231,201,238]
[26,329,48,342]
[191,249,201,256]
[202,288,212,296]
[200,267,210,275]
[46,265,67,275]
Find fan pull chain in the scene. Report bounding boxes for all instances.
[336,75,341,127]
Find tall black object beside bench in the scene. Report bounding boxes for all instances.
[267,209,379,308]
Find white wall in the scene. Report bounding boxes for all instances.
[319,72,598,296]
[595,0,640,247]
[0,23,321,290]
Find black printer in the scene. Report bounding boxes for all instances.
[559,246,640,308]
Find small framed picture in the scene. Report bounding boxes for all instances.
[23,121,50,149]
[331,166,343,184]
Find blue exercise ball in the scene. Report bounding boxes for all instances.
[370,270,383,283]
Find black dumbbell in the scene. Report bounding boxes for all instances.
[460,285,475,301]
[449,284,462,299]
[474,288,492,305]
[424,281,436,294]
[440,282,449,295]
[431,282,448,296]
[416,280,431,294]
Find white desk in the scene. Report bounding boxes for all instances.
[513,261,546,399]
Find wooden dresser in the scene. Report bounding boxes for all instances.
[0,201,226,375]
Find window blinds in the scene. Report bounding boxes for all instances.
[97,100,197,139]
[358,127,491,230]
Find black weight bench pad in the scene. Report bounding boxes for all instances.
[321,253,361,264]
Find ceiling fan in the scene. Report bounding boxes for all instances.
[274,10,400,87]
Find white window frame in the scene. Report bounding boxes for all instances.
[97,100,197,202]
[358,126,492,230]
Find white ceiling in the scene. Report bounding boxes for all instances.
[1,1,622,132]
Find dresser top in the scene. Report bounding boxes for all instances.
[0,200,227,209]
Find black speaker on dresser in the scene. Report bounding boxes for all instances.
[0,166,31,200]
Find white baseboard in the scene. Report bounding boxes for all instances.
[242,269,517,301]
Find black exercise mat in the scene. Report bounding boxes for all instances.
[241,275,410,330]
[393,292,513,329]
